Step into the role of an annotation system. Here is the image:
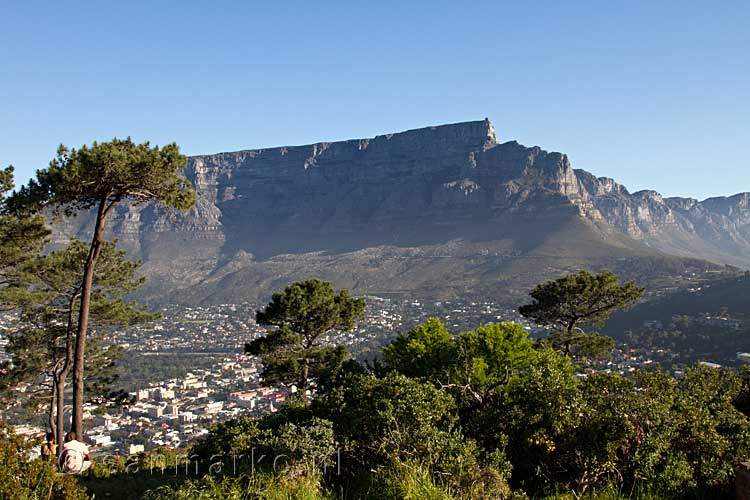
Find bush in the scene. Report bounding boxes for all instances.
[143,473,334,500]
[0,422,88,500]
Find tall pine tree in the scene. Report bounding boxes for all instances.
[9,139,194,435]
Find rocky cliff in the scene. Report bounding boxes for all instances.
[54,119,748,303]
[573,171,750,267]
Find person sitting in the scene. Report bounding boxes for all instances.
[40,432,56,461]
[59,431,94,474]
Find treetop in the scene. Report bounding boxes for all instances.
[8,138,195,215]
[519,270,644,331]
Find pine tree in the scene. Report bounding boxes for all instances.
[519,270,643,358]
[9,139,194,436]
[246,279,365,391]
[0,166,48,309]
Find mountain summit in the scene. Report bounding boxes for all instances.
[52,119,749,303]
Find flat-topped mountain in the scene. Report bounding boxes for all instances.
[52,119,748,304]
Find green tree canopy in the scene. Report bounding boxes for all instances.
[9,140,194,214]
[316,372,463,472]
[382,319,536,408]
[452,322,536,405]
[0,166,48,307]
[381,317,454,380]
[246,278,365,391]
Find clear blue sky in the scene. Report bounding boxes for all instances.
[1,1,748,199]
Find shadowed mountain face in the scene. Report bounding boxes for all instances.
[52,119,748,304]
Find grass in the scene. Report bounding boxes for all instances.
[79,468,190,500]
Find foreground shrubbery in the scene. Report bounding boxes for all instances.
[0,423,88,500]
[6,318,750,499]
[140,320,750,500]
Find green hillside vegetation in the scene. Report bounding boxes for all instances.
[0,422,88,500]
[606,274,750,333]
[602,275,750,365]
[624,318,750,368]
[64,322,750,500]
[4,270,750,499]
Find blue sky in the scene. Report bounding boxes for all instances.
[1,1,748,199]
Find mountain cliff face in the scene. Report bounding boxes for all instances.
[573,171,750,267]
[54,119,748,303]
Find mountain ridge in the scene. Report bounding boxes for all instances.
[50,119,748,304]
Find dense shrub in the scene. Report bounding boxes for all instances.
[0,422,88,500]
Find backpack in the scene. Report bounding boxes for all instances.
[59,448,85,474]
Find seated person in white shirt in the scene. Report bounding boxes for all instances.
[60,432,94,474]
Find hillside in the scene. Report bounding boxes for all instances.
[605,274,750,335]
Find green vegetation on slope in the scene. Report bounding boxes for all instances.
[87,343,750,500]
[606,274,750,333]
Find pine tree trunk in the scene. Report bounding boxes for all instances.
[564,321,576,357]
[47,389,57,438]
[72,195,110,437]
[55,376,66,454]
[301,360,310,392]
[57,293,78,452]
